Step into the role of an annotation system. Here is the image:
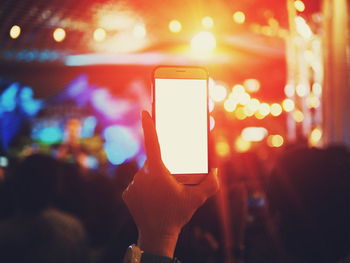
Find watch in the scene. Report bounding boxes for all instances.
[123,244,181,263]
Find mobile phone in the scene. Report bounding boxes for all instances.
[152,66,209,184]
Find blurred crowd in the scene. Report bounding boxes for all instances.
[0,143,350,263]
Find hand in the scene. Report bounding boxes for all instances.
[122,111,219,258]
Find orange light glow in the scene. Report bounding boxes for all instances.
[216,141,230,157]
[53,28,66,42]
[246,98,260,112]
[282,99,295,112]
[233,11,245,24]
[210,84,227,102]
[294,0,305,12]
[202,16,214,29]
[309,127,322,146]
[191,31,216,53]
[243,105,255,117]
[254,111,265,119]
[235,136,251,153]
[241,127,267,142]
[93,28,106,42]
[10,25,21,39]
[232,84,245,94]
[293,110,304,122]
[267,135,284,147]
[169,20,182,33]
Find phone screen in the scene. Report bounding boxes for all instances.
[155,78,208,175]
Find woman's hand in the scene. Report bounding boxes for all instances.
[122,111,219,258]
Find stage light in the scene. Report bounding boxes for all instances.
[202,16,214,29]
[191,31,216,53]
[242,127,267,142]
[235,107,247,120]
[235,136,251,153]
[233,11,245,24]
[282,99,295,112]
[244,79,260,93]
[309,127,322,146]
[224,99,237,112]
[0,83,19,112]
[293,110,304,122]
[133,24,146,39]
[294,0,305,12]
[53,28,66,42]
[216,140,230,157]
[93,28,106,42]
[312,83,322,96]
[270,103,282,116]
[37,126,63,144]
[169,20,182,33]
[210,116,215,131]
[296,84,307,97]
[10,25,21,39]
[284,84,295,97]
[209,83,227,102]
[258,103,270,116]
[267,135,284,147]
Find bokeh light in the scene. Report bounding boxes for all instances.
[282,99,295,112]
[224,99,237,112]
[53,28,66,42]
[242,127,267,142]
[284,84,295,97]
[216,140,230,157]
[210,84,227,102]
[10,25,21,39]
[233,11,245,24]
[294,0,305,12]
[312,83,322,96]
[210,116,215,131]
[235,136,251,152]
[267,135,284,147]
[258,103,270,116]
[244,79,260,93]
[191,31,216,53]
[169,20,182,33]
[270,103,282,116]
[93,28,106,42]
[235,107,247,120]
[296,84,308,97]
[293,110,304,122]
[309,127,322,146]
[307,96,320,108]
[202,16,214,29]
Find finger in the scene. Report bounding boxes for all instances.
[188,168,220,200]
[141,110,163,170]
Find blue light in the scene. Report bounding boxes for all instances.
[0,83,19,112]
[19,87,43,116]
[81,116,97,138]
[103,125,140,165]
[36,126,63,144]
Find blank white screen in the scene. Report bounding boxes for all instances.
[155,78,208,174]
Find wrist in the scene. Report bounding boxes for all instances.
[138,231,179,258]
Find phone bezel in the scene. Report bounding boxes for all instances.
[152,65,210,185]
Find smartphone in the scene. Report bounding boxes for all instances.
[152,66,209,184]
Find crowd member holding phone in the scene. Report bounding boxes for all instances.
[122,111,219,263]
